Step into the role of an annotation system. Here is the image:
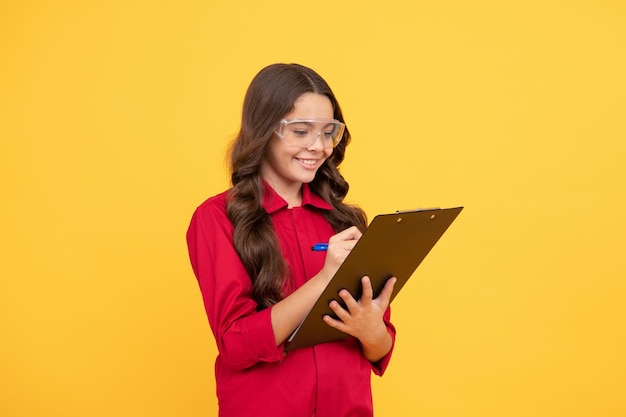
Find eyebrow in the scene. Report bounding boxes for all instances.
[289,120,336,128]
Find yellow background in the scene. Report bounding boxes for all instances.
[2,1,625,416]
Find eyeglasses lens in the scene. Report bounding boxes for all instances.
[278,120,344,149]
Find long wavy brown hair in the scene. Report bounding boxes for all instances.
[227,63,367,309]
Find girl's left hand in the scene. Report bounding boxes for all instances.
[323,276,396,347]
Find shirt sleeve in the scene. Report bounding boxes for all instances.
[370,306,396,376]
[186,200,284,369]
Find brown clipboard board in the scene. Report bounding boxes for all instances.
[285,206,463,351]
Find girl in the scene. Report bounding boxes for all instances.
[186,63,396,417]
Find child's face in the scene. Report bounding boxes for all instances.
[261,93,334,196]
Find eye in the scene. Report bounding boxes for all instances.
[292,129,309,137]
[322,131,334,139]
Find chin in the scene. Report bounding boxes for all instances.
[299,175,317,184]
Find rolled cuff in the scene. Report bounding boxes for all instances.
[220,306,284,369]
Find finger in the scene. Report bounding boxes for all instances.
[338,289,359,312]
[360,276,374,306]
[329,299,351,321]
[328,240,357,258]
[341,239,359,251]
[326,236,357,257]
[323,314,347,332]
[342,225,362,240]
[375,277,397,307]
[331,225,362,242]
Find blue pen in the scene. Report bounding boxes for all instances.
[311,243,328,251]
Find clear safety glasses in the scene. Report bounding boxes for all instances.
[274,118,345,149]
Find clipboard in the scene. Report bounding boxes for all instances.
[285,206,463,351]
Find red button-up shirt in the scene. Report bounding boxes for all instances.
[187,183,395,417]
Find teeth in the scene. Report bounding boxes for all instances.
[298,159,316,165]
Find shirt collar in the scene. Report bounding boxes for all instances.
[262,182,333,214]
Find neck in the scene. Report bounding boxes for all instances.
[280,186,303,208]
[265,179,303,208]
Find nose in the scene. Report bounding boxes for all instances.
[306,132,326,151]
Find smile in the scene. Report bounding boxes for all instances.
[296,158,318,166]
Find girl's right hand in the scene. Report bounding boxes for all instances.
[320,226,362,282]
